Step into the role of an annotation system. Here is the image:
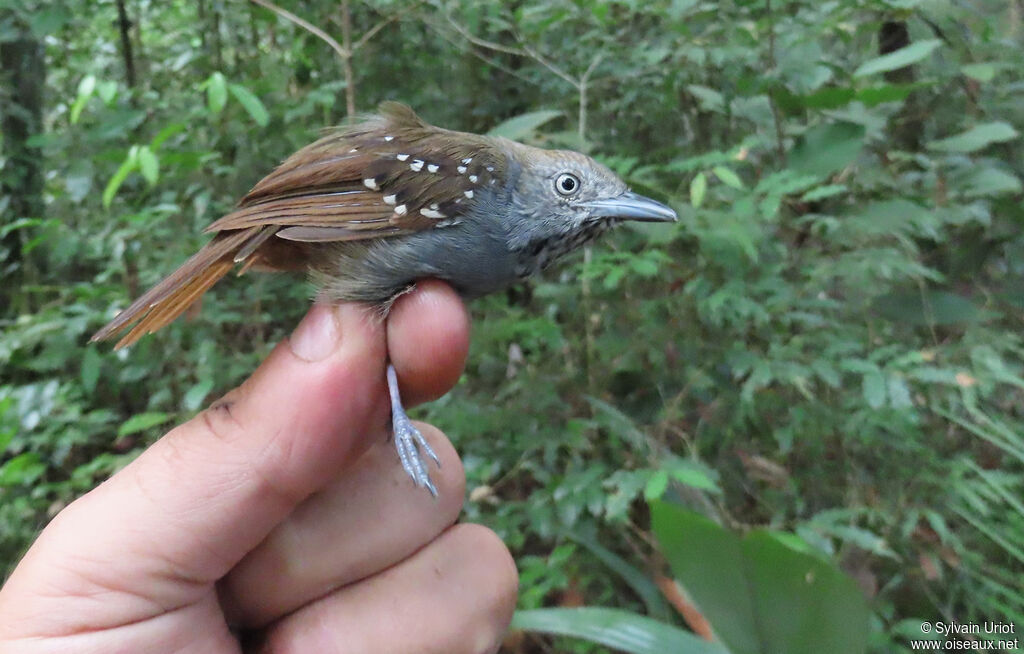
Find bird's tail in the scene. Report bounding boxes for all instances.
[90,226,272,349]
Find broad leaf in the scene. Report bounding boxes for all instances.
[206,72,228,114]
[511,608,727,654]
[486,110,562,140]
[928,122,1018,153]
[117,412,172,437]
[788,122,864,176]
[229,83,270,127]
[652,502,868,654]
[853,39,942,77]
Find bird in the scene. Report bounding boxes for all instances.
[91,102,677,496]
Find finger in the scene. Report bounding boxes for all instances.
[2,289,469,618]
[220,423,465,627]
[388,279,470,406]
[260,524,518,654]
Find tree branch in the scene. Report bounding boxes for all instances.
[247,0,349,60]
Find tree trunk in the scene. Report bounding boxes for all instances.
[0,29,46,315]
[115,0,137,87]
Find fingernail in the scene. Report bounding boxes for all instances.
[289,304,341,362]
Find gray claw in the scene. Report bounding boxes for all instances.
[387,364,440,496]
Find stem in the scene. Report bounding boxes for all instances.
[248,0,350,61]
[765,0,786,162]
[340,0,356,119]
[115,0,136,87]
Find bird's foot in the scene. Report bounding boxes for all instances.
[387,364,440,496]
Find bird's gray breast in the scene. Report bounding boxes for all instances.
[309,215,519,302]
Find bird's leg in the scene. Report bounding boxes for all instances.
[387,363,440,496]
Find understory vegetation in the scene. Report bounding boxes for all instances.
[2,1,1022,652]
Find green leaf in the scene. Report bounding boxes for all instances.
[856,83,919,106]
[511,608,728,654]
[652,502,869,654]
[690,172,707,208]
[137,146,159,185]
[81,347,102,394]
[97,80,119,104]
[206,72,228,114]
[928,121,1018,153]
[669,461,721,494]
[687,84,725,112]
[862,371,887,409]
[788,122,864,176]
[959,167,1022,197]
[887,375,913,408]
[645,470,669,500]
[960,63,998,82]
[118,411,172,437]
[712,166,744,189]
[565,530,672,620]
[70,74,96,124]
[800,184,847,202]
[229,83,270,127]
[873,290,981,326]
[486,110,562,140]
[183,379,215,412]
[102,146,139,208]
[853,39,942,77]
[65,159,94,203]
[0,453,47,487]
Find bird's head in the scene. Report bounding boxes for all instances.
[501,144,677,250]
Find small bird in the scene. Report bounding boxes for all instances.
[92,102,677,495]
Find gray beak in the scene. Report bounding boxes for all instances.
[584,190,678,222]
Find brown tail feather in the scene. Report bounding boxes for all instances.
[91,227,270,348]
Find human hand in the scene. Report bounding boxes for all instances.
[0,281,517,653]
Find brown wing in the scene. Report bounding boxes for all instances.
[207,102,508,240]
[91,103,508,347]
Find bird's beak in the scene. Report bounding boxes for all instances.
[583,191,678,223]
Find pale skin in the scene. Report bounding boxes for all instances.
[0,281,518,653]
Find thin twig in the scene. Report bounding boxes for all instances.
[350,0,424,52]
[519,40,580,89]
[352,15,395,52]
[248,0,349,60]
[340,0,356,118]
[445,13,525,57]
[423,16,538,85]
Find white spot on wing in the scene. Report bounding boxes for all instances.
[436,218,463,228]
[384,135,394,142]
[469,175,478,183]
[394,204,407,215]
[396,153,409,161]
[464,190,474,199]
[462,157,472,164]
[421,208,445,219]
[427,163,439,173]
[363,178,378,190]
[383,194,397,205]
[349,148,358,153]
[457,165,467,174]
[486,166,494,172]
[410,159,424,172]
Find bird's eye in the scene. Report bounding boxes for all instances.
[555,173,581,196]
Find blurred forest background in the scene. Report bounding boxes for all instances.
[1,0,1022,652]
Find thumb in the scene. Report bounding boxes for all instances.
[1,302,392,628]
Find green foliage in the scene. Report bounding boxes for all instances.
[2,1,1023,652]
[652,502,868,654]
